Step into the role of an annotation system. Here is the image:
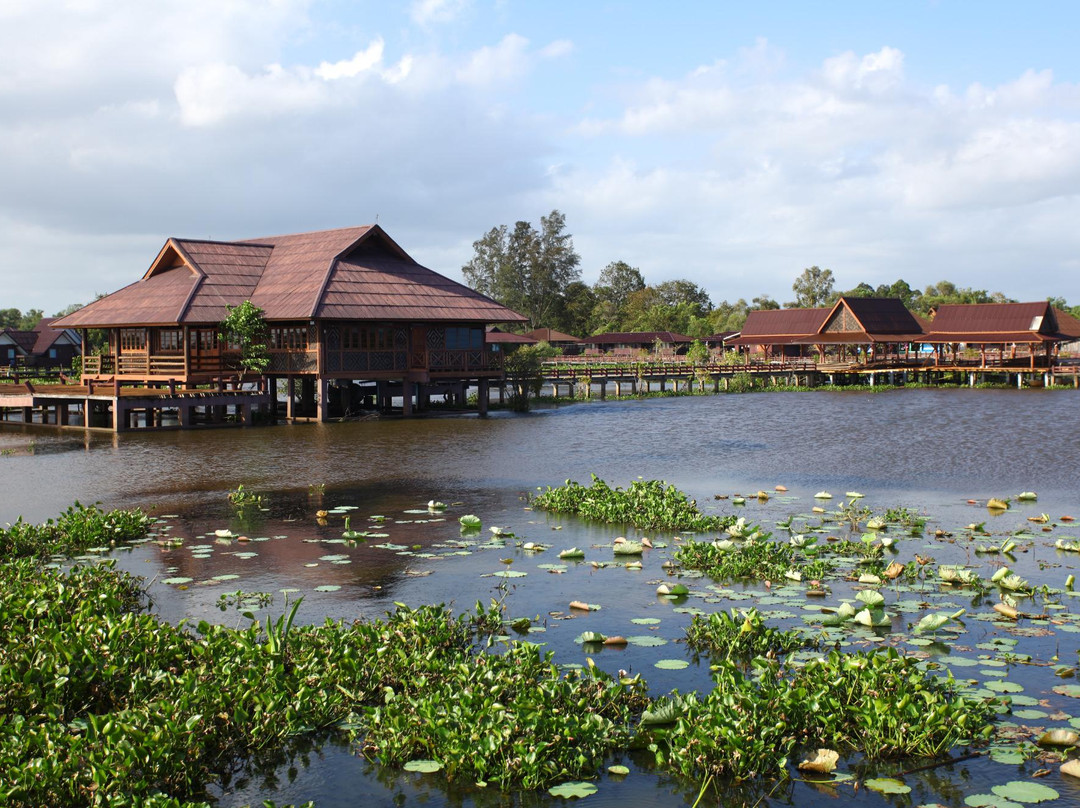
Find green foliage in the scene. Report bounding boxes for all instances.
[0,501,151,559]
[461,210,581,327]
[684,608,818,660]
[362,644,647,789]
[227,484,265,511]
[219,300,270,381]
[532,475,733,532]
[504,342,559,411]
[674,535,799,582]
[642,648,996,782]
[789,265,835,308]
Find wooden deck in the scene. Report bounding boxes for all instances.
[541,356,1080,394]
[0,383,273,432]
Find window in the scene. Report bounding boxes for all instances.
[158,329,181,352]
[120,328,147,351]
[48,347,58,359]
[341,326,389,350]
[270,326,310,351]
[446,327,483,350]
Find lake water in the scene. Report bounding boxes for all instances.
[4,388,1080,807]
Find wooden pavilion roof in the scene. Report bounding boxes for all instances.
[793,297,927,344]
[526,327,581,343]
[728,308,827,345]
[54,225,526,328]
[923,301,1067,344]
[581,331,693,345]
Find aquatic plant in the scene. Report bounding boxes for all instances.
[533,475,734,533]
[683,608,818,660]
[641,648,996,783]
[227,484,264,510]
[0,501,150,558]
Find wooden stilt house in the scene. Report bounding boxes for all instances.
[52,225,527,418]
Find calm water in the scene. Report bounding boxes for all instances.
[4,389,1080,808]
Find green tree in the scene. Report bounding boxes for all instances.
[594,261,645,311]
[220,301,270,382]
[554,281,595,338]
[751,294,780,311]
[461,210,581,328]
[789,266,835,308]
[503,342,558,411]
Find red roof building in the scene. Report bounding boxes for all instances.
[53,225,526,416]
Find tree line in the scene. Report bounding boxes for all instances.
[462,211,1080,338]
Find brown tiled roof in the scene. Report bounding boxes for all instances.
[1054,308,1080,339]
[527,327,581,343]
[728,308,827,345]
[582,331,693,345]
[29,318,77,354]
[317,236,526,323]
[53,225,525,328]
[486,328,537,345]
[1,329,37,353]
[831,297,926,336]
[924,301,1063,344]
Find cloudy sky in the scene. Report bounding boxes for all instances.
[3,0,1080,315]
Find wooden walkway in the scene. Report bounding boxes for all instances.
[541,357,1080,396]
[0,382,272,432]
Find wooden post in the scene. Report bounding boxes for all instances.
[402,381,413,416]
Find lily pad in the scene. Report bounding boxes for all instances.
[403,759,443,773]
[654,659,689,670]
[548,782,598,799]
[865,778,910,794]
[991,781,1060,803]
[314,585,341,592]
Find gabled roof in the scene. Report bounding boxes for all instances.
[1,319,78,355]
[527,327,581,343]
[486,327,537,345]
[924,301,1064,344]
[1054,308,1080,340]
[728,308,827,345]
[582,331,693,345]
[805,297,926,344]
[29,318,79,354]
[0,329,36,353]
[53,225,525,328]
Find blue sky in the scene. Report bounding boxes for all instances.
[3,0,1080,315]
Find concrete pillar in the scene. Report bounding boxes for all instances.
[240,401,252,426]
[1017,373,1022,390]
[317,378,330,421]
[112,400,126,432]
[598,382,606,400]
[969,372,975,388]
[478,379,489,415]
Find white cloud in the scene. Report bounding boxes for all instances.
[410,0,470,27]
[316,39,386,80]
[456,33,531,86]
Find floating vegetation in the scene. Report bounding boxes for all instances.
[532,475,734,532]
[8,481,1080,807]
[684,608,817,660]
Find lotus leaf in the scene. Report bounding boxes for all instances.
[797,748,839,773]
[991,780,1060,803]
[548,781,598,799]
[403,759,443,773]
[864,778,910,794]
[1037,728,1079,747]
[459,515,481,528]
